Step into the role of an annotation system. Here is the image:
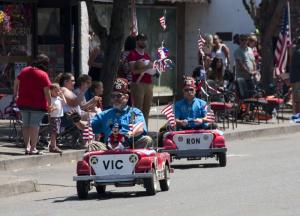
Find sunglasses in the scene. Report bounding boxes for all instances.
[111,93,123,99]
[184,88,195,92]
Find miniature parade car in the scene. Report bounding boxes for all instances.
[73,149,172,199]
[160,129,227,167]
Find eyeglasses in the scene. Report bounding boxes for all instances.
[184,88,195,92]
[111,93,123,99]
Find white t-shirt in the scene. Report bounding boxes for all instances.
[50,96,64,118]
[211,45,228,69]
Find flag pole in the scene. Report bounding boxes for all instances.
[287,0,292,69]
[132,128,135,149]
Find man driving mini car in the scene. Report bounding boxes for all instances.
[91,78,153,149]
[157,76,217,147]
[175,76,217,130]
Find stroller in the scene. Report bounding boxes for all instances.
[4,101,23,146]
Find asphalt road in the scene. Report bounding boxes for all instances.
[1,132,300,216]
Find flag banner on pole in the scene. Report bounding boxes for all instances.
[204,105,215,123]
[159,15,166,30]
[274,3,290,76]
[198,33,206,57]
[161,104,176,127]
[129,122,144,136]
[83,120,94,141]
[153,45,172,73]
[130,0,138,37]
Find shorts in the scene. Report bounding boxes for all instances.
[50,117,61,134]
[20,110,45,127]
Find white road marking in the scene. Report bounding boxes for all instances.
[227,154,251,157]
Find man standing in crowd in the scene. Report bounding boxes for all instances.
[128,33,153,126]
[91,78,153,149]
[13,54,52,155]
[290,36,300,113]
[234,34,257,90]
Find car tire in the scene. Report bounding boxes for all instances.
[96,185,106,194]
[159,165,170,191]
[76,181,90,199]
[144,168,158,196]
[218,152,227,167]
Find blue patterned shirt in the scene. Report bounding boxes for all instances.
[91,106,147,142]
[175,97,207,129]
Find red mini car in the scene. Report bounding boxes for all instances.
[73,149,172,199]
[160,129,227,167]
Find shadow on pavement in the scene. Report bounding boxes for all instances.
[51,190,152,203]
[0,151,24,156]
[172,163,220,169]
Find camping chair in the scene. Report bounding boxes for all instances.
[235,77,269,124]
[4,101,23,146]
[210,90,238,130]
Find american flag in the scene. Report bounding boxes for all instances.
[198,33,206,57]
[129,122,144,136]
[159,15,166,30]
[130,0,138,37]
[204,105,215,123]
[161,104,176,128]
[83,121,94,141]
[274,3,291,76]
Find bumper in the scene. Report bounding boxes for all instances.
[73,173,152,183]
[159,148,227,158]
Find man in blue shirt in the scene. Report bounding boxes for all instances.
[157,76,217,147]
[175,76,217,130]
[91,78,153,149]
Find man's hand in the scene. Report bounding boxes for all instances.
[127,131,133,137]
[178,120,188,127]
[194,118,203,124]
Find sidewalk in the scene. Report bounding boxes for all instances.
[0,106,300,197]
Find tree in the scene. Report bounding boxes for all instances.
[242,0,287,86]
[86,0,129,107]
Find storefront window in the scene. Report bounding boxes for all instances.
[38,7,64,81]
[0,3,33,92]
[38,44,64,81]
[38,8,60,36]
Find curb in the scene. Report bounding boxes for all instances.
[0,176,38,198]
[224,123,300,141]
[0,150,85,172]
[1,123,300,172]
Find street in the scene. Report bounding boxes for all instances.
[1,132,300,216]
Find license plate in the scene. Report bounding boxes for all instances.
[90,154,138,176]
[173,133,213,150]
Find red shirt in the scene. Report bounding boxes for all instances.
[127,49,152,84]
[17,66,51,111]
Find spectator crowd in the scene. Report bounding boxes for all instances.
[13,30,298,155]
